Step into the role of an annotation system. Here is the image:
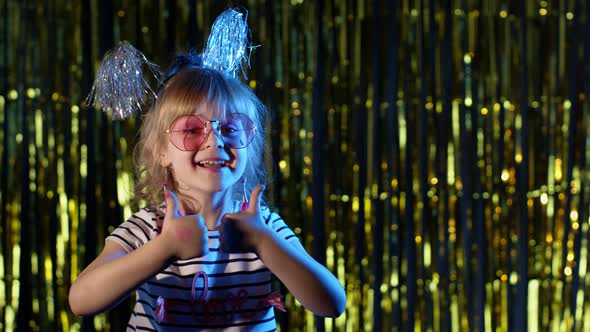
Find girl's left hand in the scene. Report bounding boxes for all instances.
[219,184,270,253]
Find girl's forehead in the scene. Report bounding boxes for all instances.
[190,104,231,120]
[162,90,254,124]
[189,99,252,120]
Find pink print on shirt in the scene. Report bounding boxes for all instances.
[154,271,285,324]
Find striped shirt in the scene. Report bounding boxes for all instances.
[106,202,298,331]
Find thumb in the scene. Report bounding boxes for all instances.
[247,184,265,213]
[164,190,183,218]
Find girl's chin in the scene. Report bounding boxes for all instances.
[196,166,226,174]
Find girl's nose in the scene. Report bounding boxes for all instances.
[202,121,224,149]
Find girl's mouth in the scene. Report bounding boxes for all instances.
[195,159,230,171]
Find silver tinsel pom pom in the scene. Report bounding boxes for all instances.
[86,41,160,120]
[202,8,252,78]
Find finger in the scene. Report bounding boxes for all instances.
[247,184,265,213]
[165,190,183,218]
[217,227,227,252]
[222,212,235,221]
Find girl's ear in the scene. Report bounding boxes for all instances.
[159,153,169,167]
[155,136,170,167]
[157,145,169,167]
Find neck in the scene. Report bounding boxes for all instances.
[182,189,234,230]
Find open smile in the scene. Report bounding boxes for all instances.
[194,159,232,172]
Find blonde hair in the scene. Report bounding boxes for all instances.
[133,67,267,208]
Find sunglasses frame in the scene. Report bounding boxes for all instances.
[165,112,256,151]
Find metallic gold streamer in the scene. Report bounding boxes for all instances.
[3,1,590,331]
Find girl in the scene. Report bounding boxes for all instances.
[68,9,346,331]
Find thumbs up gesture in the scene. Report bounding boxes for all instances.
[218,185,269,253]
[160,190,209,260]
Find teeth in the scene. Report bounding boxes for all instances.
[198,160,226,166]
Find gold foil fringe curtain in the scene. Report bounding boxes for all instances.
[1,0,590,331]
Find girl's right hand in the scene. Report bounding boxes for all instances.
[160,190,209,260]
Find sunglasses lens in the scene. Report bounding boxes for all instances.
[168,114,256,151]
[169,115,207,151]
[221,113,255,149]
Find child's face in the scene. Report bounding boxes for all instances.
[164,108,251,198]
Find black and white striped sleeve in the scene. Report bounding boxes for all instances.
[106,209,158,252]
[261,208,299,243]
